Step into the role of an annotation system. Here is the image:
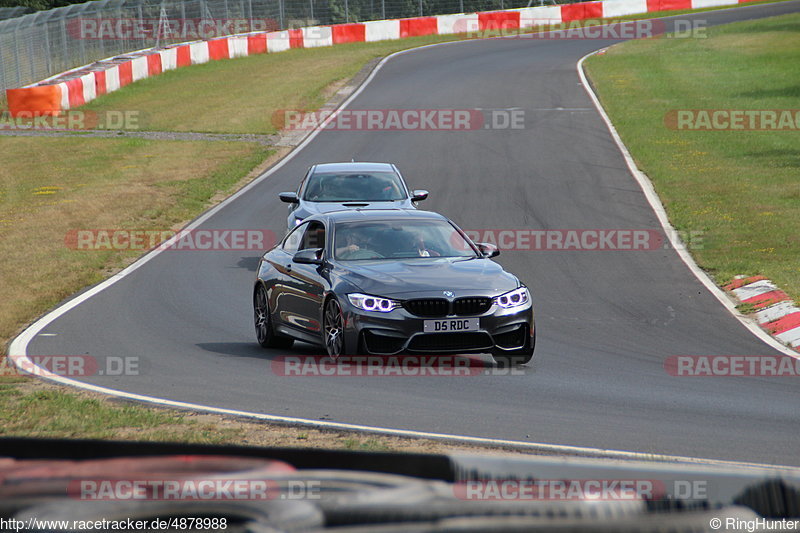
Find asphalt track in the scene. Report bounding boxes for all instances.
[19,2,800,466]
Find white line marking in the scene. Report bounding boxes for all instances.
[9,3,800,471]
[577,52,800,359]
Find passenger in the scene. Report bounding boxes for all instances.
[336,228,373,259]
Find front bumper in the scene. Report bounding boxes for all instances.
[340,298,534,356]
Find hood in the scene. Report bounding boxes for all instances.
[308,201,409,215]
[333,257,519,298]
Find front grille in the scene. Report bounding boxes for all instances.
[453,297,492,316]
[363,330,405,355]
[403,299,449,318]
[493,325,528,349]
[403,297,492,317]
[408,332,494,352]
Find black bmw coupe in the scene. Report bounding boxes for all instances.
[253,209,535,366]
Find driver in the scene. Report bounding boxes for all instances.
[411,232,440,257]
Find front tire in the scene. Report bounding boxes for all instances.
[323,298,351,358]
[254,285,293,349]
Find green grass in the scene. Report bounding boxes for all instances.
[584,12,800,300]
[343,437,392,451]
[0,387,239,443]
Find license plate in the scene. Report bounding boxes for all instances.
[423,318,479,333]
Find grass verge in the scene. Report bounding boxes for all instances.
[0,377,518,453]
[584,11,800,301]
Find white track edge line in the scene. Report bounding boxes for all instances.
[576,52,800,360]
[8,6,799,473]
[7,364,800,472]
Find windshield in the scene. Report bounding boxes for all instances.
[334,219,476,260]
[303,171,407,202]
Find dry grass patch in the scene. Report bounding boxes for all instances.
[0,136,270,345]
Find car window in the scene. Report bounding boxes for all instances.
[299,221,326,251]
[282,222,307,254]
[334,219,476,260]
[303,171,407,202]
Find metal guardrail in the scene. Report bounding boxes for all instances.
[0,0,563,93]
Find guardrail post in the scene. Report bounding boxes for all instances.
[137,5,145,49]
[13,28,22,88]
[0,43,6,92]
[42,22,53,77]
[60,17,68,75]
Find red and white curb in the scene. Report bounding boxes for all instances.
[725,276,800,352]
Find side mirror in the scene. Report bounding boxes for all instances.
[476,243,499,258]
[279,192,299,204]
[293,248,324,265]
[411,189,429,202]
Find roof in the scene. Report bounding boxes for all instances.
[312,162,397,173]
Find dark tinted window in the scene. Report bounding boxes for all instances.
[300,221,326,251]
[334,219,476,260]
[303,171,406,202]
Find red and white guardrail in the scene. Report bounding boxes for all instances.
[5,0,762,116]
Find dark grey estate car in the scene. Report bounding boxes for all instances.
[278,162,428,228]
[253,209,535,366]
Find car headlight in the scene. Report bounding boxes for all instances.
[494,287,530,309]
[347,293,399,312]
